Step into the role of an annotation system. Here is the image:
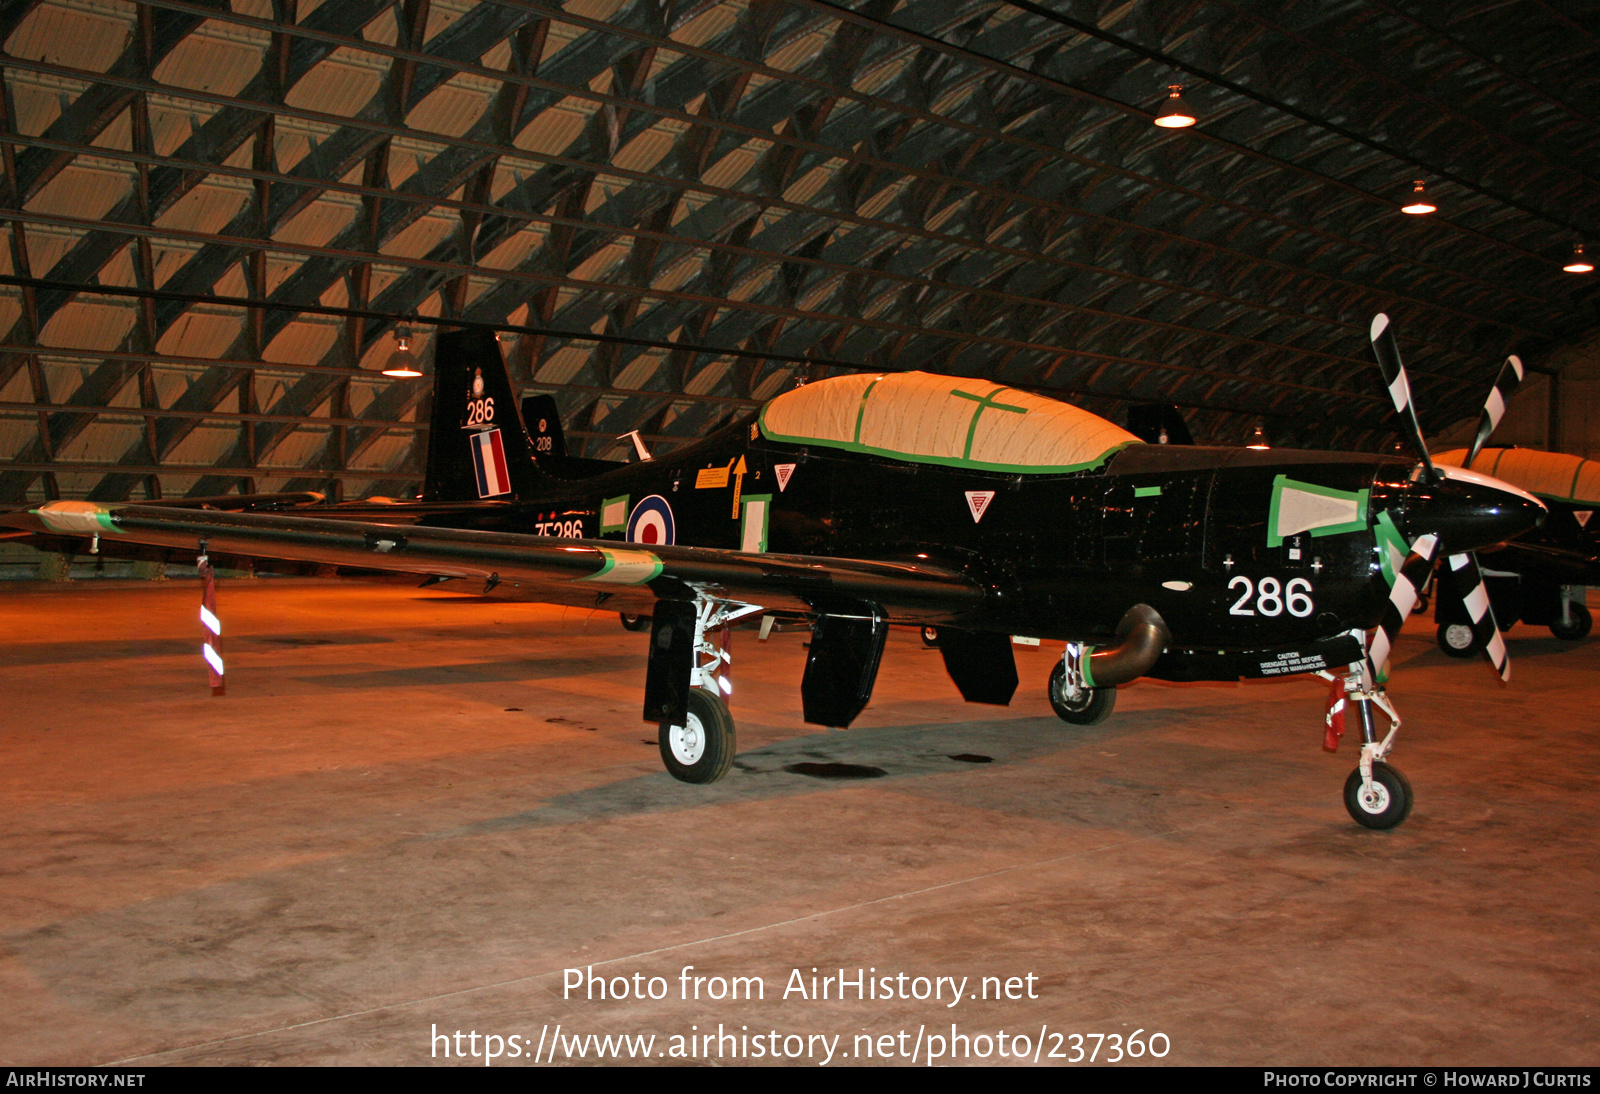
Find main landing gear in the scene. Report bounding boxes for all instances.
[1550,601,1592,641]
[1048,643,1116,726]
[1325,665,1414,829]
[655,599,758,784]
[660,687,736,784]
[1436,620,1487,658]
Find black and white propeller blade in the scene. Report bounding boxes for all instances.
[1464,355,1524,470]
[1369,315,1521,685]
[1448,553,1511,682]
[1368,534,1440,680]
[1370,313,1439,482]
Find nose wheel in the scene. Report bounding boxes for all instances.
[1048,655,1116,725]
[1343,761,1413,829]
[1330,668,1415,828]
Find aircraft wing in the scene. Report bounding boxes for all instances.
[0,501,984,622]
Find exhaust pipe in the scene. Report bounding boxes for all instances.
[1087,604,1170,687]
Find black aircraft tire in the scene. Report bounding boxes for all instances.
[619,612,650,632]
[1436,621,1484,658]
[1343,761,1414,829]
[1413,593,1430,615]
[1048,661,1116,725]
[1550,603,1592,641]
[659,688,736,784]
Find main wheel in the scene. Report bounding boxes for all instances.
[659,687,736,784]
[1343,761,1414,829]
[1436,621,1484,658]
[1047,661,1116,725]
[1550,603,1592,641]
[619,612,649,632]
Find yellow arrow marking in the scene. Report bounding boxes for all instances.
[731,455,748,518]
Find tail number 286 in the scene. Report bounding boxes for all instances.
[1228,575,1314,618]
[466,397,495,426]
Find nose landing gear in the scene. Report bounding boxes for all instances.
[1048,651,1116,726]
[1325,665,1414,829]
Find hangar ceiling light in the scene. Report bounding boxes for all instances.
[382,329,423,379]
[1153,84,1197,129]
[1400,180,1437,216]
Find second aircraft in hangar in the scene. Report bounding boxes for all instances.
[0,317,1545,828]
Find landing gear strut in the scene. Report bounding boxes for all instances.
[1328,665,1414,829]
[655,599,759,784]
[1550,589,1591,641]
[1048,643,1116,726]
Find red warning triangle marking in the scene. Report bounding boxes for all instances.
[774,463,796,492]
[965,490,995,523]
[1576,510,1592,528]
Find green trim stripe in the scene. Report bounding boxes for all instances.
[1081,648,1097,688]
[599,494,629,534]
[950,385,1028,460]
[1267,475,1370,547]
[1374,510,1407,588]
[1134,485,1163,497]
[33,502,118,535]
[578,548,663,585]
[740,493,772,554]
[751,426,1138,475]
[852,378,881,445]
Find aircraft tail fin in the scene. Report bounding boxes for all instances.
[524,391,630,480]
[423,330,548,502]
[522,394,568,459]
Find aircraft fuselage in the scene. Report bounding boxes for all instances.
[344,416,1438,661]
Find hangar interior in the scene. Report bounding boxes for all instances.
[1,0,1599,1067]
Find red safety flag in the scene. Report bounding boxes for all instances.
[1323,674,1345,752]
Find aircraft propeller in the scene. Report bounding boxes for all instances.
[1368,315,1525,683]
[1366,532,1439,684]
[1464,355,1524,471]
[1369,313,1439,482]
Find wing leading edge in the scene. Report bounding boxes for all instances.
[3,501,985,621]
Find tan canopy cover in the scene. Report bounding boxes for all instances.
[758,371,1139,474]
[1437,448,1600,506]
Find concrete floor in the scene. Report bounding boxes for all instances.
[1,577,1596,1067]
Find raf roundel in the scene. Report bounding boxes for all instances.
[627,495,676,546]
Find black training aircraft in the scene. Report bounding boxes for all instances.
[0,321,1545,828]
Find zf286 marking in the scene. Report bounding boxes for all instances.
[535,519,583,538]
